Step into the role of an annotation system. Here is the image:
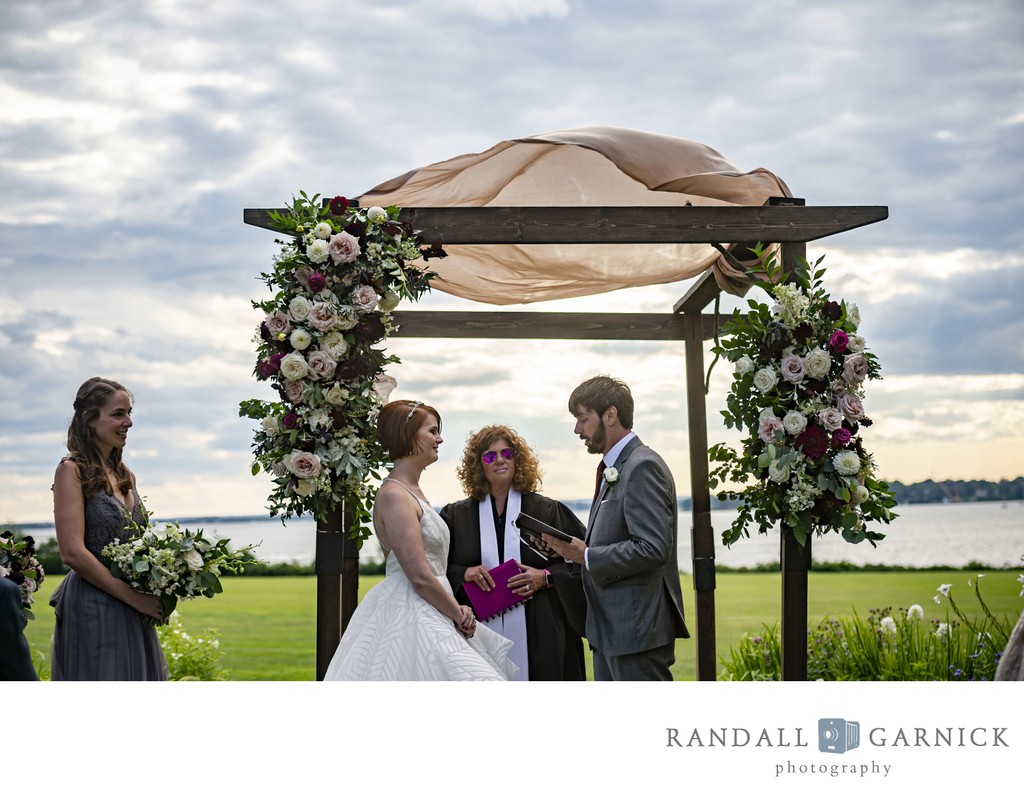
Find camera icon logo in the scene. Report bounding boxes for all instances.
[818,718,860,754]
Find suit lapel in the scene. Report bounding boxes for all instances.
[585,437,643,543]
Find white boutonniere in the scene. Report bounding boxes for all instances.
[603,466,619,485]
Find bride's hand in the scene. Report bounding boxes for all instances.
[456,605,477,639]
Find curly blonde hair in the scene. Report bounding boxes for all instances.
[456,425,542,500]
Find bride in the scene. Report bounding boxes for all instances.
[324,400,516,681]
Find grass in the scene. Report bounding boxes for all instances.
[23,569,1023,681]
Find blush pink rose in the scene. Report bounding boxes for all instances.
[264,310,291,336]
[287,451,322,479]
[307,302,340,332]
[757,415,784,444]
[837,393,865,421]
[780,354,806,383]
[351,285,379,314]
[284,379,305,403]
[306,350,338,381]
[842,353,869,385]
[328,231,361,265]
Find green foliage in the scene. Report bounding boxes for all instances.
[721,574,1015,681]
[156,612,230,681]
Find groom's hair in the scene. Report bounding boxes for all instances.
[568,376,634,429]
[378,399,442,460]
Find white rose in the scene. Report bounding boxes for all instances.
[367,206,387,223]
[288,296,312,322]
[847,303,861,328]
[803,348,832,380]
[752,367,778,393]
[734,356,754,376]
[279,352,309,381]
[782,410,807,435]
[295,478,316,497]
[848,334,866,353]
[183,549,204,571]
[336,306,360,330]
[603,467,619,484]
[289,328,312,350]
[320,331,349,360]
[378,290,401,313]
[261,415,280,436]
[324,383,350,406]
[768,459,791,483]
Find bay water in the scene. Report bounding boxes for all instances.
[178,500,1024,572]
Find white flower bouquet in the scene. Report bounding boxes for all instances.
[0,529,45,621]
[102,519,259,623]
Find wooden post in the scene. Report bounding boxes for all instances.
[675,270,722,681]
[780,523,811,680]
[779,224,809,681]
[314,500,358,680]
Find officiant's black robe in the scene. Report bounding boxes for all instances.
[440,492,587,681]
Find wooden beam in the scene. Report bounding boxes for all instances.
[674,269,722,314]
[243,205,888,244]
[389,310,719,341]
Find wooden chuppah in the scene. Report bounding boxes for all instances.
[244,202,887,680]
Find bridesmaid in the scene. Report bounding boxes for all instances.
[50,377,167,680]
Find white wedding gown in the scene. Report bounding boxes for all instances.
[324,485,517,681]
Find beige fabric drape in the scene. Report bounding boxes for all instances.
[359,126,791,304]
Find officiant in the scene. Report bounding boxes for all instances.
[440,425,587,681]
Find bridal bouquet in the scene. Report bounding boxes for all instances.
[709,246,897,547]
[240,191,440,545]
[0,530,45,621]
[102,520,259,622]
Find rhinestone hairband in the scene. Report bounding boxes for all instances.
[404,401,423,422]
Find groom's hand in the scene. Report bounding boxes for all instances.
[540,534,586,565]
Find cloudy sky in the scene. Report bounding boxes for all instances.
[2,0,1022,524]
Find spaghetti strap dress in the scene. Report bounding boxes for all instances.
[324,480,516,681]
[49,489,168,681]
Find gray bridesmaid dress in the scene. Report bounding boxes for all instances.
[49,490,168,681]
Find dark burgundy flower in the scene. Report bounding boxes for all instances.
[307,272,326,293]
[832,428,852,448]
[260,322,274,343]
[331,411,348,430]
[803,377,828,396]
[337,356,370,380]
[792,322,814,343]
[257,360,275,379]
[344,221,367,239]
[329,196,349,215]
[282,411,300,430]
[829,330,849,354]
[823,300,843,321]
[382,220,404,236]
[268,353,284,372]
[353,316,386,344]
[795,424,830,460]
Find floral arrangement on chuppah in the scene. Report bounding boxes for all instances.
[709,246,897,547]
[239,192,440,544]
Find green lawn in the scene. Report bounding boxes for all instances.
[23,569,1023,680]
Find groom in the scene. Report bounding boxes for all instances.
[542,375,688,680]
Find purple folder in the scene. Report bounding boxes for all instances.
[463,559,531,622]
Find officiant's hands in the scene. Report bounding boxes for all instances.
[464,564,495,592]
[509,563,545,597]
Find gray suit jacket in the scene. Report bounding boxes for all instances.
[583,436,689,657]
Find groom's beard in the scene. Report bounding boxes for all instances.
[586,420,607,455]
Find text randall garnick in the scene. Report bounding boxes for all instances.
[665,727,1009,748]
